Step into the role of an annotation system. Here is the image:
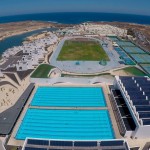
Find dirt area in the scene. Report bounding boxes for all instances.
[25,32,48,42]
[0,21,70,41]
[112,69,130,76]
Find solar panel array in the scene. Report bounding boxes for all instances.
[119,76,150,126]
[23,139,130,150]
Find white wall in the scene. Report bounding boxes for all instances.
[132,126,150,139]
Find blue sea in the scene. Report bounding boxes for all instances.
[0,12,150,25]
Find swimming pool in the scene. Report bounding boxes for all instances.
[30,87,106,107]
[16,109,115,140]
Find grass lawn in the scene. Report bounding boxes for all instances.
[31,64,54,78]
[57,40,109,61]
[123,67,147,76]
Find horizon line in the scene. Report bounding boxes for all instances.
[0,12,150,18]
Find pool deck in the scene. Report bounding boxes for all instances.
[7,84,122,147]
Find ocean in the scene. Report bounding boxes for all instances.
[0,12,150,25]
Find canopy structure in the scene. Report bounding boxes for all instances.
[99,60,107,66]
[75,61,80,65]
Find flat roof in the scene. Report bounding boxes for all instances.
[0,83,34,135]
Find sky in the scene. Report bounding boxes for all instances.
[0,0,150,17]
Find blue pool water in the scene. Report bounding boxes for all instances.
[31,87,106,107]
[16,109,115,140]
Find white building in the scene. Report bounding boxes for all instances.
[2,32,58,71]
[80,23,127,37]
[111,76,150,139]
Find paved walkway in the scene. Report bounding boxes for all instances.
[0,83,34,135]
[31,76,114,85]
[29,106,108,110]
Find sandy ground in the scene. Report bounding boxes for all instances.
[0,75,30,113]
[0,21,70,42]
[112,70,130,76]
[25,33,48,42]
[0,21,52,41]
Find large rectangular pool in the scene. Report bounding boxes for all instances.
[30,87,106,107]
[16,109,115,140]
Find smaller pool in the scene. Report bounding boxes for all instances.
[16,109,115,140]
[31,87,106,107]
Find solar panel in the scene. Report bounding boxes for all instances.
[132,101,149,106]
[127,91,143,95]
[50,141,73,147]
[141,85,150,89]
[122,82,135,86]
[142,89,150,92]
[135,77,149,81]
[24,147,47,150]
[144,92,150,96]
[136,106,150,112]
[100,140,124,146]
[130,98,146,101]
[140,86,150,90]
[125,87,139,92]
[142,119,150,125]
[139,112,150,119]
[129,95,146,99]
[138,83,150,86]
[27,139,49,146]
[74,141,97,147]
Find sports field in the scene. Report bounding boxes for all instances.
[57,40,109,61]
[31,64,54,78]
[123,67,146,76]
